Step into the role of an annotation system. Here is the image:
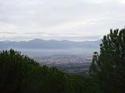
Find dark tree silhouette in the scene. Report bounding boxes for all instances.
[0,49,86,93]
[89,28,125,93]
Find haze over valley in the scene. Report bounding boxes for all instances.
[0,39,99,73]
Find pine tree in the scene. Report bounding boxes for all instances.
[89,28,125,93]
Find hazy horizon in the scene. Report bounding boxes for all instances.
[0,38,101,42]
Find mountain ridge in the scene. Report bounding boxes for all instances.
[0,39,100,50]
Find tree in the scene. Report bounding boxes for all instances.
[0,49,39,93]
[0,49,66,93]
[89,28,125,93]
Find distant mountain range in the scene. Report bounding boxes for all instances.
[0,39,101,50]
[0,39,100,49]
[0,39,101,57]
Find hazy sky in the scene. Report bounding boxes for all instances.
[0,0,125,41]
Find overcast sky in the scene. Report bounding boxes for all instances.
[0,0,125,41]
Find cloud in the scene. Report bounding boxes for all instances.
[0,32,16,34]
[0,0,125,41]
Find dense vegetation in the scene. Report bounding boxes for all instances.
[0,28,125,93]
[0,49,87,93]
[89,28,125,93]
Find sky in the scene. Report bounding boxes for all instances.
[0,0,125,41]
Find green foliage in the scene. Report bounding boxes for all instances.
[0,49,65,93]
[0,49,87,93]
[90,28,125,93]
